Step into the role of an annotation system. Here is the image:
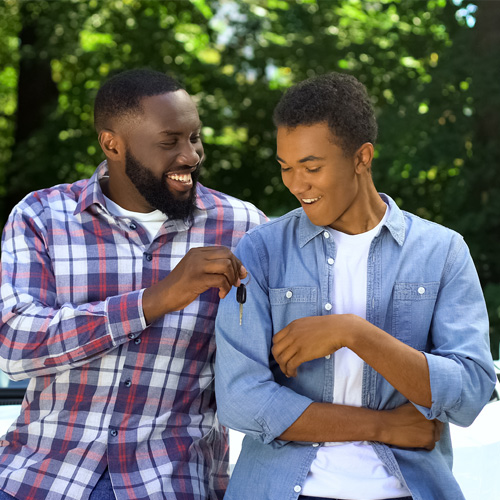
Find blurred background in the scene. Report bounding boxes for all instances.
[0,0,499,356]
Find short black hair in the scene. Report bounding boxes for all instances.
[273,72,377,157]
[94,68,184,131]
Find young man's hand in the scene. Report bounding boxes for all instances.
[380,403,444,450]
[272,314,358,377]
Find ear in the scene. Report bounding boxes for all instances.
[354,142,374,174]
[98,129,125,161]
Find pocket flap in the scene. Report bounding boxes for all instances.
[269,287,317,305]
[393,282,439,300]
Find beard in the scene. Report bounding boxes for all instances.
[125,149,200,220]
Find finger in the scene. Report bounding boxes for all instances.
[239,264,247,280]
[272,326,291,346]
[196,247,241,282]
[197,245,232,256]
[227,256,245,286]
[276,345,300,377]
[202,257,240,286]
[223,251,241,287]
[200,273,233,298]
[215,248,244,285]
[283,351,302,377]
[272,342,293,375]
[226,252,245,282]
[218,282,235,299]
[271,331,293,360]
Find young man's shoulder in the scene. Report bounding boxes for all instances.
[241,208,303,244]
[402,208,462,242]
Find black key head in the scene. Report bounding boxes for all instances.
[236,283,247,304]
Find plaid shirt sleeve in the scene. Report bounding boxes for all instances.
[0,196,147,381]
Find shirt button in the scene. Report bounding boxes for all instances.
[134,338,141,345]
[418,286,426,295]
[312,442,320,447]
[110,429,118,437]
[285,290,293,299]
[323,231,330,239]
[128,333,135,339]
[325,354,331,360]
[129,222,137,230]
[325,303,332,311]
[124,379,132,388]
[327,258,334,265]
[145,253,153,261]
[294,485,302,493]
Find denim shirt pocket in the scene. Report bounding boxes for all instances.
[392,282,440,350]
[269,286,319,332]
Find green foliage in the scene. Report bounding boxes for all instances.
[1,0,499,355]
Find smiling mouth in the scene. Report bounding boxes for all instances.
[167,172,192,184]
[301,196,322,204]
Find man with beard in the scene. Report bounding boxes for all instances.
[0,69,266,500]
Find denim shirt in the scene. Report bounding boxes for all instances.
[215,194,496,500]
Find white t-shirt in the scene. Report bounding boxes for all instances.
[104,195,167,243]
[302,205,411,499]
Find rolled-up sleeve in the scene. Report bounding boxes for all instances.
[215,233,312,444]
[416,235,496,425]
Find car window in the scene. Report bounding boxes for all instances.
[0,372,28,405]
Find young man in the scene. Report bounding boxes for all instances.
[0,69,266,500]
[215,72,496,500]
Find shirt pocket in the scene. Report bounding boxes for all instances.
[392,281,440,350]
[269,286,319,332]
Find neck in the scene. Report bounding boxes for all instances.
[102,161,153,213]
[330,176,386,235]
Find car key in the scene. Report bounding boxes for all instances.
[236,283,247,326]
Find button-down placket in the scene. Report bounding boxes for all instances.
[320,229,337,404]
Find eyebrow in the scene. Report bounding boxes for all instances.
[276,154,325,163]
[158,123,203,136]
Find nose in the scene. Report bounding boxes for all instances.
[178,141,202,167]
[284,170,309,197]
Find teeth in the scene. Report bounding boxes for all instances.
[302,196,321,204]
[168,173,192,183]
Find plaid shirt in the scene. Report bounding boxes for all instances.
[0,161,266,500]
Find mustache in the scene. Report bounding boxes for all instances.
[164,157,205,177]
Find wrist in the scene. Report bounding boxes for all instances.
[341,314,364,350]
[143,282,173,323]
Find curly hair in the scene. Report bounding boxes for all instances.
[273,72,378,157]
[94,68,184,131]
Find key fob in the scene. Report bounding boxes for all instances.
[236,284,247,304]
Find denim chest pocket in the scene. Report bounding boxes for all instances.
[392,282,440,350]
[269,286,319,332]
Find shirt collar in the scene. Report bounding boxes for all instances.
[74,160,215,216]
[74,161,108,215]
[297,193,406,248]
[379,193,406,246]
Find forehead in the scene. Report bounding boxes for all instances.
[277,123,342,159]
[131,90,200,133]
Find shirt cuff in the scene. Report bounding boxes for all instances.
[107,289,147,345]
[415,352,462,420]
[254,385,313,444]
